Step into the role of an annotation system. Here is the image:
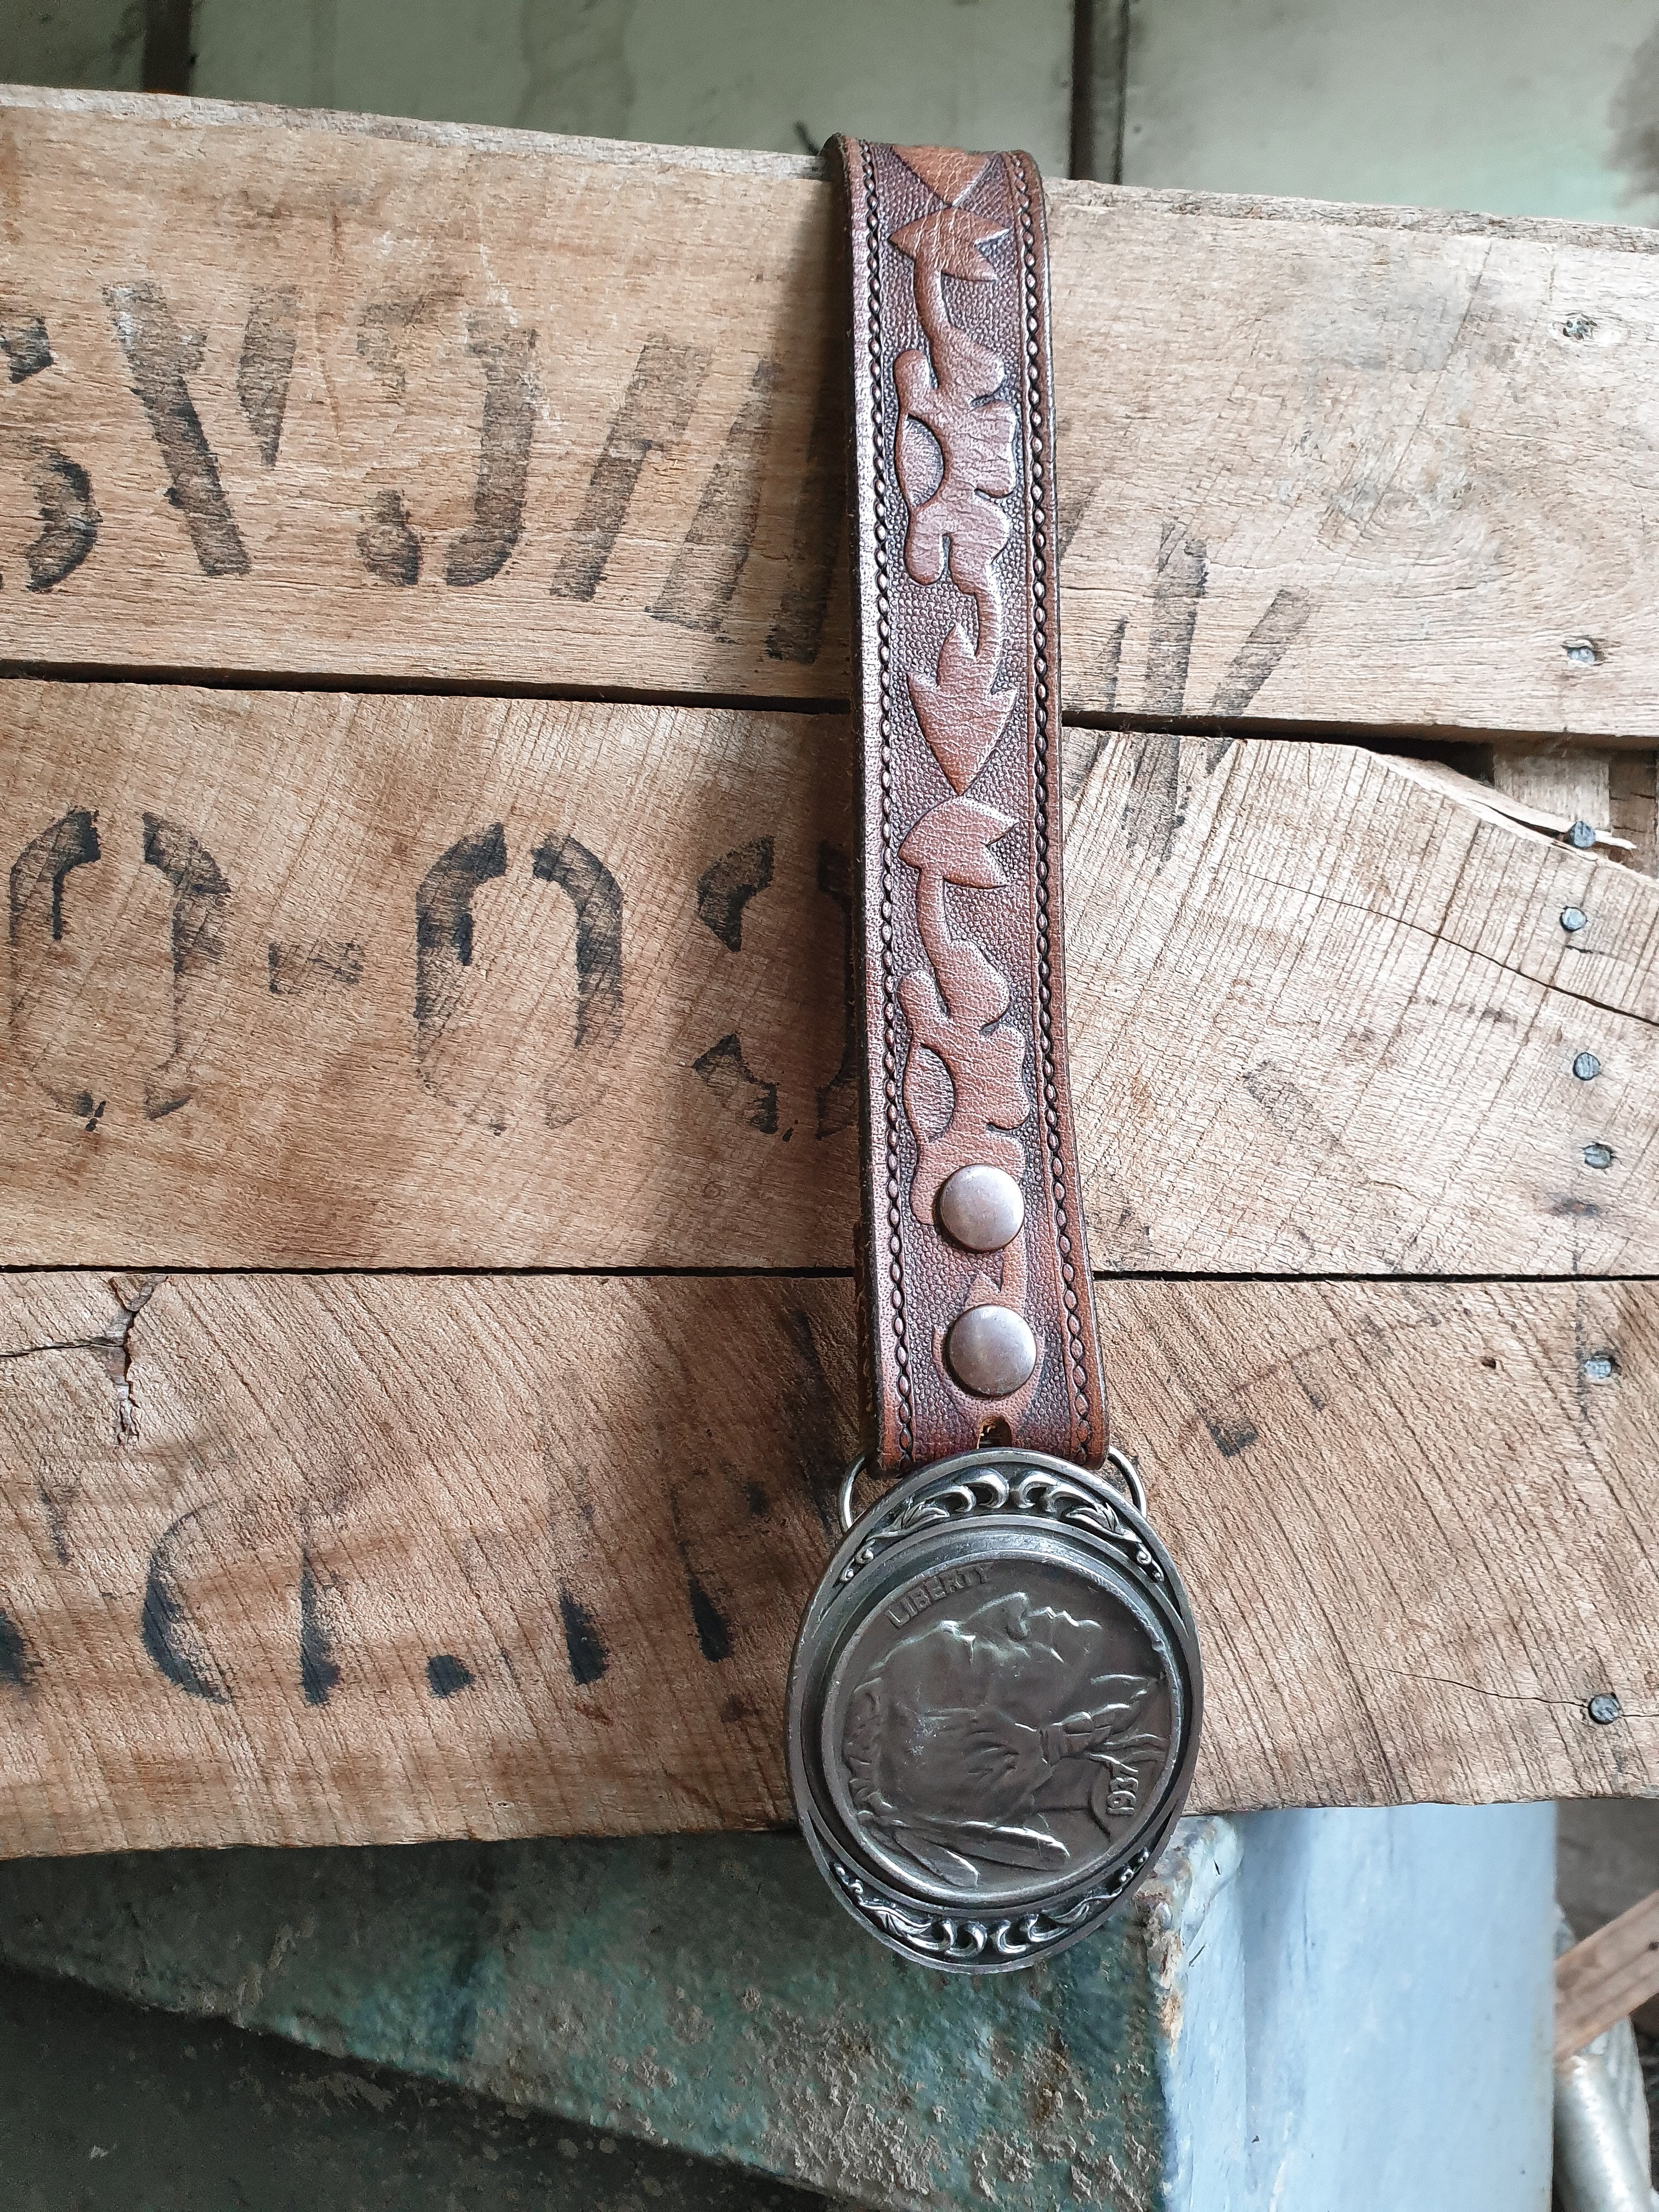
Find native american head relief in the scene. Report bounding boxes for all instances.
[836,1587,1174,1898]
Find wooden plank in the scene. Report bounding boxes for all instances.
[1489,741,1659,878]
[5,89,1659,739]
[5,681,1657,1274]
[1555,1891,1659,2058]
[1611,752,1659,875]
[1494,745,1615,838]
[1,1269,1653,1858]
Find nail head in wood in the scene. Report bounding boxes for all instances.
[937,1164,1025,1252]
[945,1304,1038,1398]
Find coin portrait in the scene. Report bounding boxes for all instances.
[820,1548,1181,1907]
[788,1450,1202,1968]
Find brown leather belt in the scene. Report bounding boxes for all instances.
[840,139,1106,1479]
[787,140,1201,1974]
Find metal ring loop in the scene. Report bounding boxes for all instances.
[837,1453,870,1533]
[841,1447,1144,1529]
[1103,1445,1149,1520]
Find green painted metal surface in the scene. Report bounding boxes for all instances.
[0,1833,1167,2211]
[0,1960,828,2212]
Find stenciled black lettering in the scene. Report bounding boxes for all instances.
[766,353,845,664]
[1209,587,1313,722]
[237,287,299,467]
[529,833,623,1051]
[299,1551,341,1706]
[445,309,537,586]
[551,335,709,602]
[690,838,785,1135]
[426,1653,475,1698]
[696,836,772,954]
[0,313,53,382]
[22,445,100,590]
[268,939,366,995]
[1124,524,1208,865]
[558,1587,608,1686]
[0,1605,40,1694]
[142,814,229,1120]
[686,1567,733,1664]
[8,808,103,1118]
[358,488,422,585]
[105,282,250,576]
[692,1031,778,1136]
[141,1506,233,1703]
[652,357,778,631]
[414,822,507,1104]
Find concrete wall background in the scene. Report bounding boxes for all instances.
[1120,0,1659,220]
[1,0,143,92]
[190,0,1075,168]
[14,0,1659,222]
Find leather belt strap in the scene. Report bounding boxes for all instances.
[836,138,1107,1479]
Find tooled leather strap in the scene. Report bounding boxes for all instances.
[837,138,1107,1478]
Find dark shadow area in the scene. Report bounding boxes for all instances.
[0,1961,830,2212]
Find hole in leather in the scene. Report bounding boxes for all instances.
[978,1418,1013,1448]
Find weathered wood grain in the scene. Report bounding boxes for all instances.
[1611,752,1659,876]
[1494,745,1618,839]
[4,88,1659,738]
[4,681,1656,1273]
[1555,1891,1659,2059]
[0,1268,1652,1857]
[1492,741,1659,878]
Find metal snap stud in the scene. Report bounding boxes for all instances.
[945,1305,1037,1398]
[938,1164,1025,1252]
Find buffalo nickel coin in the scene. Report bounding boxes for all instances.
[787,1447,1201,1971]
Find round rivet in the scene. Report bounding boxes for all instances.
[1568,820,1598,849]
[1573,1052,1602,1081]
[945,1305,1037,1398]
[1561,907,1589,933]
[1588,1692,1623,1726]
[1583,1141,1615,1170]
[937,1164,1025,1252]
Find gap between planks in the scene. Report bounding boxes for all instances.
[2,665,1650,762]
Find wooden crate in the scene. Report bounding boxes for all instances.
[3,86,1658,1857]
